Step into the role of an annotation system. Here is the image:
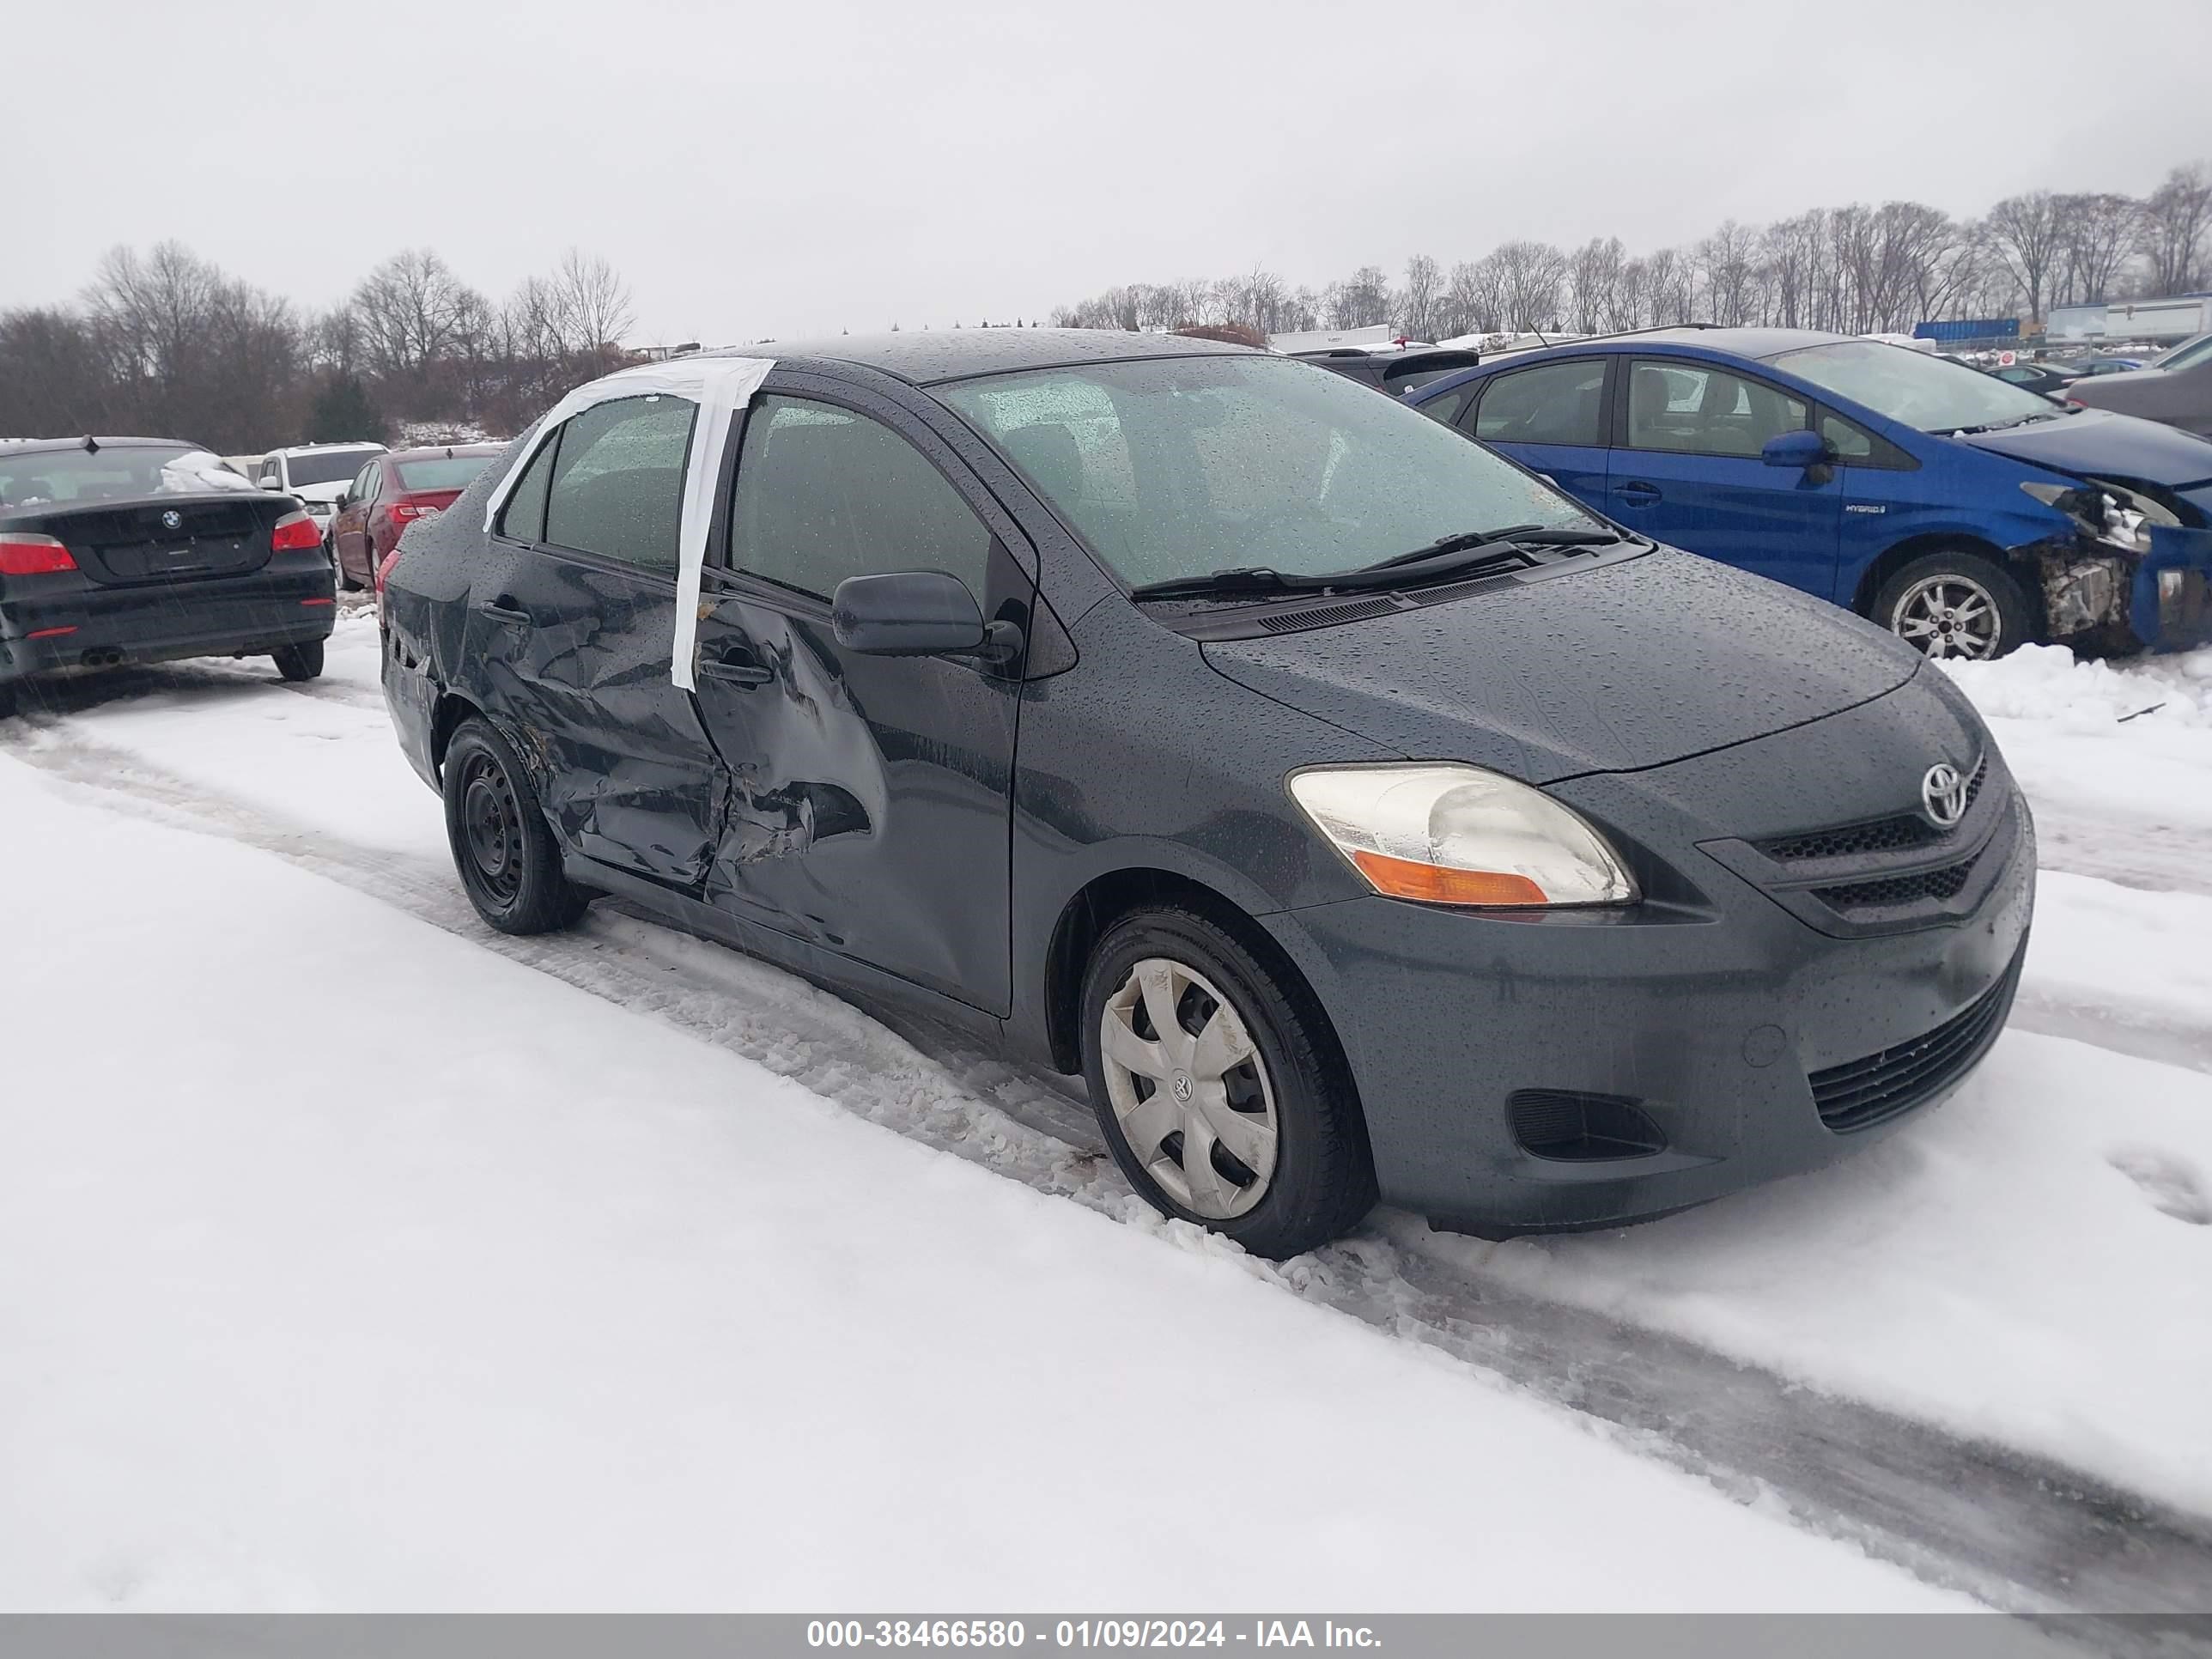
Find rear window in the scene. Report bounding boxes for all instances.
[283,447,383,487]
[395,455,495,492]
[0,444,214,507]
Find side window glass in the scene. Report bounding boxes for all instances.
[542,395,696,570]
[1626,360,1808,457]
[1473,360,1607,446]
[1419,386,1471,428]
[1820,410,1914,470]
[362,465,383,505]
[495,429,560,543]
[726,397,994,602]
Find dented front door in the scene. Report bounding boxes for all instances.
[687,386,1028,1017]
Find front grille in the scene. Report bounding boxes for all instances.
[1808,954,2021,1133]
[1812,860,1975,914]
[1759,754,1988,863]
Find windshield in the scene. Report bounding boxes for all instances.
[2152,332,2212,371]
[395,455,494,492]
[0,444,226,507]
[1766,340,2061,433]
[938,354,1601,589]
[283,447,382,487]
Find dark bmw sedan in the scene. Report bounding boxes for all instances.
[380,331,2033,1257]
[2,436,335,716]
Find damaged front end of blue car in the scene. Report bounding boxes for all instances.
[2018,478,2212,650]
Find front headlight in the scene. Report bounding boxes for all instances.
[1288,763,1638,908]
[2021,478,2179,555]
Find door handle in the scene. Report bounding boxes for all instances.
[1614,481,1662,506]
[477,597,531,625]
[696,655,773,687]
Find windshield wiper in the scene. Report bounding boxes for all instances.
[1357,525,1620,574]
[1128,526,1623,603]
[1127,567,1301,600]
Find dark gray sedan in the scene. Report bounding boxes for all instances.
[379,330,2032,1257]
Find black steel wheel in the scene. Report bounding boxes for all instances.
[441,716,590,934]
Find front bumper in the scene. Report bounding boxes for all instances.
[2130,524,2212,649]
[1264,785,2035,1233]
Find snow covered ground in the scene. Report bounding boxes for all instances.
[3,617,2209,1610]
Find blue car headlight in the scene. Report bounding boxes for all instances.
[2020,478,2179,556]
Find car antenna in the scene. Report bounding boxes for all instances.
[80,435,100,453]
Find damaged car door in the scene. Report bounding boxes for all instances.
[688,386,1029,1016]
[477,393,724,885]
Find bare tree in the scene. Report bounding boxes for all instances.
[2137,162,2212,295]
[549,250,635,356]
[354,249,483,378]
[1694,223,1759,326]
[1983,191,2064,321]
[1398,254,1443,340]
[1323,266,1394,330]
[1491,241,1567,331]
[1568,237,1626,333]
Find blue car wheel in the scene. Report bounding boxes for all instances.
[1870,550,2036,661]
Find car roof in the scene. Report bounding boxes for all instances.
[1407,327,1856,404]
[383,443,505,462]
[0,435,201,455]
[691,326,1255,386]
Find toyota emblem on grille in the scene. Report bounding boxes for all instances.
[1920,763,1968,830]
[159,509,183,531]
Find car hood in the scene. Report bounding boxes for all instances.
[1200,548,1922,783]
[1954,406,2212,485]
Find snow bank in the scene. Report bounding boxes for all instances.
[0,751,1953,1611]
[1942,642,2212,730]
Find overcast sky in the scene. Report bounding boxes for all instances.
[8,0,2206,345]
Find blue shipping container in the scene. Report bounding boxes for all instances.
[1913,318,2021,343]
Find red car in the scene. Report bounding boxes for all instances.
[327,444,503,591]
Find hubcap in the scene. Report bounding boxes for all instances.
[459,753,525,904]
[1893,574,2002,660]
[1098,957,1279,1220]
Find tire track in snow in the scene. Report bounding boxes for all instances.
[8,711,2212,1641]
[2030,805,2212,901]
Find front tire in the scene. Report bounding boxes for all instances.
[1079,905,1375,1259]
[0,679,17,720]
[441,716,590,934]
[1871,550,2035,660]
[271,640,325,681]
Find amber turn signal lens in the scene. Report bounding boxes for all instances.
[1349,850,1548,907]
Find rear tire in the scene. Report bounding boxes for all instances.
[1871,550,2035,660]
[271,640,325,681]
[1079,904,1376,1259]
[442,715,591,935]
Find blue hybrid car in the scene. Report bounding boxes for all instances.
[1406,328,2212,659]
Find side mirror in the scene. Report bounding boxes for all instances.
[1762,429,1830,470]
[831,570,988,657]
[258,473,281,489]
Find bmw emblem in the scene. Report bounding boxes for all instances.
[1920,763,1969,830]
[159,508,183,532]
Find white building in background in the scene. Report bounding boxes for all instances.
[2047,295,2212,345]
